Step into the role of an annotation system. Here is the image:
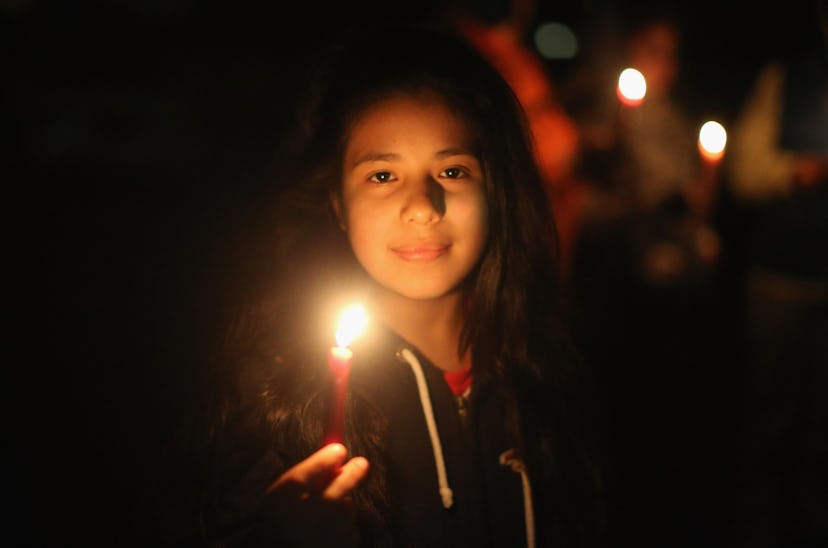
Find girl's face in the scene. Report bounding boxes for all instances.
[339,93,488,302]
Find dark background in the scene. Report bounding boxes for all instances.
[5,0,810,546]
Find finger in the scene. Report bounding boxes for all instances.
[321,456,370,500]
[267,443,348,494]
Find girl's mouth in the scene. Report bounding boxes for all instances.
[391,244,450,262]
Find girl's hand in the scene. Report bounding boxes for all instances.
[257,443,369,547]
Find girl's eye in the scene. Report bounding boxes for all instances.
[439,167,465,179]
[369,171,396,184]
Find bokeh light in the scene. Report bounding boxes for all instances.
[617,67,646,106]
[533,22,579,60]
[698,120,727,160]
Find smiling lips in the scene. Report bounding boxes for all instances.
[391,243,450,262]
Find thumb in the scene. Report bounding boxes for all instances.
[267,443,348,495]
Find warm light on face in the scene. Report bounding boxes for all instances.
[340,94,488,302]
[617,67,647,106]
[335,304,367,348]
[698,120,727,159]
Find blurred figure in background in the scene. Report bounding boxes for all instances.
[567,11,720,291]
[618,15,699,211]
[723,2,828,546]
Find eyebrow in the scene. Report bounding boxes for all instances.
[349,148,477,169]
[350,152,401,169]
[435,147,477,160]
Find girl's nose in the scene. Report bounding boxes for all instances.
[401,177,445,224]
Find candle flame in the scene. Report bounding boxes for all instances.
[698,120,727,160]
[335,304,367,348]
[617,67,646,106]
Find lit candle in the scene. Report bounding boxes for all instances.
[690,120,727,242]
[694,120,728,221]
[615,67,646,136]
[322,304,367,446]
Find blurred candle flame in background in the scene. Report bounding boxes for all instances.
[617,67,647,106]
[698,120,727,162]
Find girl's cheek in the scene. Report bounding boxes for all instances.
[452,189,487,219]
[345,200,387,240]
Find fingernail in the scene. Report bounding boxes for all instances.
[353,457,369,470]
[326,443,346,456]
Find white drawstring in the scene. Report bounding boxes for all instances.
[499,450,536,548]
[398,347,535,548]
[519,467,536,548]
[399,348,454,509]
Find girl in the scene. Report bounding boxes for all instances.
[202,25,603,548]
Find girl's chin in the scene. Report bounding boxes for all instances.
[369,283,467,304]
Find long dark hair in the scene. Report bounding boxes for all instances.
[205,25,603,546]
